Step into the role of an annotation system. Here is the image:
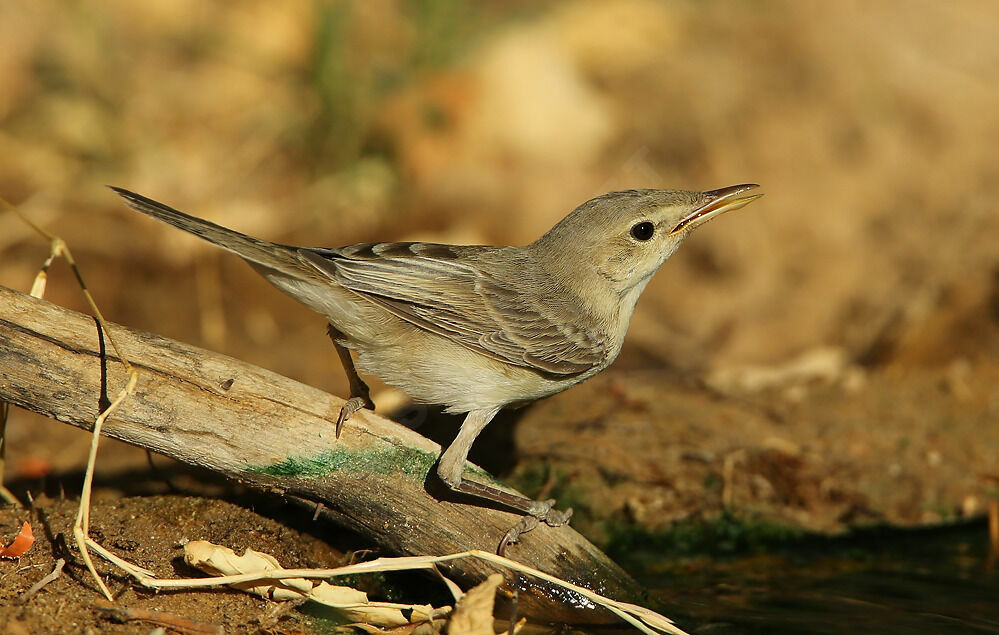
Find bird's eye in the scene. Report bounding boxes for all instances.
[630,221,655,241]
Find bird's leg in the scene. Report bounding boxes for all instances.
[438,408,573,551]
[327,324,374,437]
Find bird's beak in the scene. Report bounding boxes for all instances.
[670,184,763,234]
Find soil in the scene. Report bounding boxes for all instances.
[1,495,335,634]
[513,359,999,540]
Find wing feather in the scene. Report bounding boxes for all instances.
[298,244,605,375]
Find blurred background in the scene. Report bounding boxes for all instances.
[3,0,999,558]
[4,1,999,630]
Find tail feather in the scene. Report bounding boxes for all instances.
[110,187,300,272]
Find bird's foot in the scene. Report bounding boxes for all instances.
[335,396,375,438]
[497,499,573,555]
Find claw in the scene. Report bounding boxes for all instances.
[542,506,573,527]
[498,516,539,555]
[496,501,573,555]
[335,396,373,438]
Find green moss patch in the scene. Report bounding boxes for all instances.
[247,445,437,480]
[604,512,807,565]
[247,444,503,485]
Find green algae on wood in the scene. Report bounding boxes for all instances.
[247,444,502,485]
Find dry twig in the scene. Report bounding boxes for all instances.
[0,402,21,506]
[95,604,223,635]
[108,540,686,635]
[19,558,65,603]
[2,195,141,601]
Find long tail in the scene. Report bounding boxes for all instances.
[110,187,302,272]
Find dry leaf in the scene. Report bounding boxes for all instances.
[183,540,431,627]
[447,573,503,635]
[0,522,34,559]
[351,621,444,635]
[140,545,680,633]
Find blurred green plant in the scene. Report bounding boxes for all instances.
[405,0,472,70]
[605,512,806,565]
[301,0,481,173]
[305,2,364,169]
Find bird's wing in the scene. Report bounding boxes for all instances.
[298,242,605,375]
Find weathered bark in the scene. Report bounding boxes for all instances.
[0,285,642,623]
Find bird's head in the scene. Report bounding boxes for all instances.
[533,184,763,297]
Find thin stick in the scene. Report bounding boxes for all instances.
[20,558,66,602]
[85,536,156,580]
[3,196,141,602]
[4,197,134,371]
[95,605,223,635]
[103,548,685,635]
[0,402,20,506]
[988,500,998,571]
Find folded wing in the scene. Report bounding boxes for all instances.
[298,242,605,375]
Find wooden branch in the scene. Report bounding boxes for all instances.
[0,285,641,623]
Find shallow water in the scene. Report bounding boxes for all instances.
[638,522,999,634]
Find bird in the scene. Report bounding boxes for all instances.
[111,184,762,548]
